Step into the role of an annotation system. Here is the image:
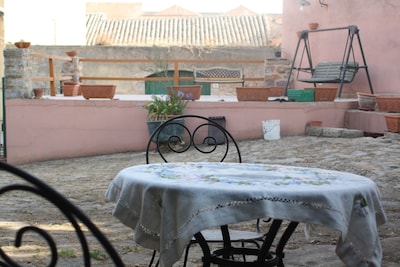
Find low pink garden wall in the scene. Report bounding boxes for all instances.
[5,98,358,165]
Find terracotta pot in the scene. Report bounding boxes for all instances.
[33,88,44,99]
[236,87,270,101]
[312,87,338,102]
[14,42,31,49]
[357,92,376,111]
[63,84,80,96]
[376,95,400,112]
[384,114,400,133]
[309,121,323,127]
[66,50,78,57]
[64,82,81,95]
[167,85,202,100]
[268,86,285,97]
[308,23,319,30]
[80,85,116,99]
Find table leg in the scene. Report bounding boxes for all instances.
[275,221,299,267]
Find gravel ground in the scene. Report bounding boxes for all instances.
[0,136,399,266]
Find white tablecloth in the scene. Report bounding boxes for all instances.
[106,162,387,267]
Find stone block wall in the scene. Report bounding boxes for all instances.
[263,58,292,87]
[3,49,32,99]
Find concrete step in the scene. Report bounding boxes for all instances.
[306,126,364,138]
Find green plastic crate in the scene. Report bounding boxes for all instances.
[287,89,315,102]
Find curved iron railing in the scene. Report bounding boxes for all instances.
[0,161,125,267]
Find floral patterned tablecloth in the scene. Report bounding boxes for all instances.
[106,162,387,267]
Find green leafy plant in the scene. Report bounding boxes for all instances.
[143,91,188,121]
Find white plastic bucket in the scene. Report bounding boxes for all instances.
[262,120,280,141]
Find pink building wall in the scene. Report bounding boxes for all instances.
[282,0,399,96]
[5,99,357,165]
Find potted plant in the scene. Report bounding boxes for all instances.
[62,81,81,96]
[308,22,319,30]
[66,50,79,57]
[14,39,31,49]
[236,86,271,101]
[167,85,202,100]
[32,88,44,99]
[143,91,188,142]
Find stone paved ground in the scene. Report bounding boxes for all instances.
[1,136,399,266]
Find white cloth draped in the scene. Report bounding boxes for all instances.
[106,162,386,267]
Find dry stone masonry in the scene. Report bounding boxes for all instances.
[4,49,32,99]
[264,58,292,87]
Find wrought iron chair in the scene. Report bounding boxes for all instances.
[145,114,265,266]
[0,161,125,267]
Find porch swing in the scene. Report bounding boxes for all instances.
[284,25,374,98]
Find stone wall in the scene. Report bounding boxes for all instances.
[3,49,32,99]
[264,58,292,87]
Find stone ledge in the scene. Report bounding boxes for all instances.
[306,126,364,138]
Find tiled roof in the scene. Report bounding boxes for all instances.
[86,13,278,47]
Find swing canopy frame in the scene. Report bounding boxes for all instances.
[284,25,374,98]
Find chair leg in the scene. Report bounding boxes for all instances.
[149,250,158,267]
[240,239,261,262]
[183,243,192,267]
[241,241,246,262]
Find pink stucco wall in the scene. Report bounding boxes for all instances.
[282,0,399,96]
[5,98,357,165]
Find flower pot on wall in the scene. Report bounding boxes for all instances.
[376,95,400,112]
[236,87,270,101]
[309,120,323,127]
[66,50,78,57]
[14,42,31,48]
[357,92,376,111]
[33,88,44,99]
[384,114,400,133]
[63,82,81,96]
[80,85,116,99]
[167,85,202,100]
[308,23,319,30]
[63,82,80,96]
[268,86,285,97]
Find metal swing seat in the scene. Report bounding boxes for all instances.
[284,25,374,98]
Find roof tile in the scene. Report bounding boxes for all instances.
[86,14,278,47]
